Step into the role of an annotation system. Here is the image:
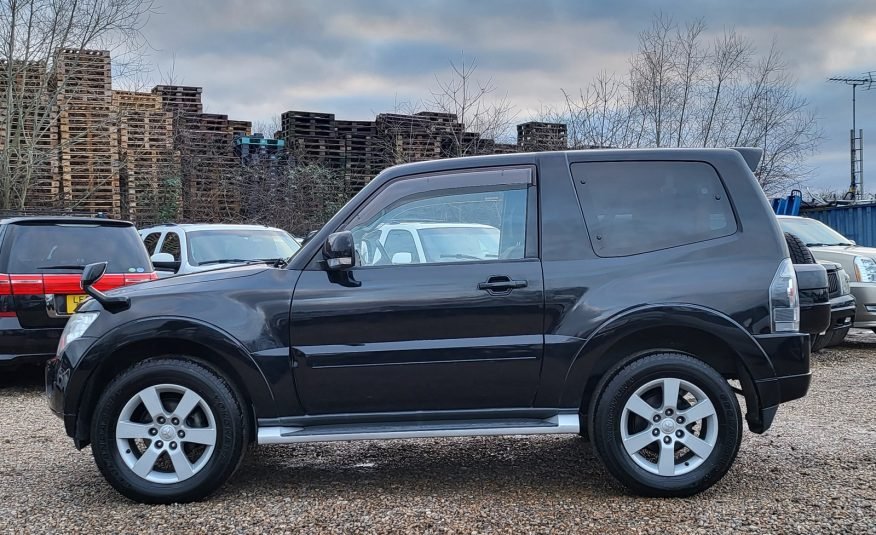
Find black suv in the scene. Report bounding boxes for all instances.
[47,148,810,503]
[0,217,155,367]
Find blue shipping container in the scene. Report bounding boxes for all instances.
[802,203,876,247]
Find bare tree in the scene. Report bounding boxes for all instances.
[546,14,819,193]
[0,0,154,212]
[427,54,517,156]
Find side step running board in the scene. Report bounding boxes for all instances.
[257,413,580,445]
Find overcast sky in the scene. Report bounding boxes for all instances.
[132,0,876,192]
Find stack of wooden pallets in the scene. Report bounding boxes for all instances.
[175,113,238,221]
[151,86,203,115]
[516,122,568,151]
[55,49,120,216]
[336,120,379,191]
[0,59,59,210]
[113,90,176,225]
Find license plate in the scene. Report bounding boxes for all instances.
[65,294,88,313]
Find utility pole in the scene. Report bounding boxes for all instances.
[829,73,874,199]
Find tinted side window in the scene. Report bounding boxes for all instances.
[160,232,182,262]
[143,232,161,255]
[571,161,737,257]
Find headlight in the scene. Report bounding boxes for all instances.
[853,257,876,282]
[57,312,99,355]
[840,269,852,294]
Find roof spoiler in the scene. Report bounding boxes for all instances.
[731,147,763,173]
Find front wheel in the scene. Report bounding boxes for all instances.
[91,358,248,504]
[591,353,742,497]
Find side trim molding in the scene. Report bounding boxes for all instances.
[257,413,579,445]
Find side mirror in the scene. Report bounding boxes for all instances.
[80,262,130,312]
[323,231,356,270]
[391,252,413,264]
[151,252,180,271]
[81,262,107,288]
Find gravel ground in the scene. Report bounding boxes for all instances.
[0,334,874,534]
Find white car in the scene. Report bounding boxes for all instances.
[355,222,504,265]
[139,223,301,276]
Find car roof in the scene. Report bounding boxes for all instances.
[0,216,134,226]
[140,223,287,233]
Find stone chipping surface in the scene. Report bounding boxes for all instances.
[0,332,874,534]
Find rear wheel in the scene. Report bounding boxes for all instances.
[591,353,742,497]
[91,358,247,504]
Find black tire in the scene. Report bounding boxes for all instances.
[591,353,742,497]
[784,232,816,264]
[91,358,247,504]
[827,326,850,347]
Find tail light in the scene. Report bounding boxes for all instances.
[770,258,800,332]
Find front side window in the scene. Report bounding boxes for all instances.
[571,161,737,257]
[344,169,531,267]
[160,232,182,262]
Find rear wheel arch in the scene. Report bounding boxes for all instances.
[560,306,774,431]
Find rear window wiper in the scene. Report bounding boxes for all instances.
[37,264,86,270]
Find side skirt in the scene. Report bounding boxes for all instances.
[257,412,580,445]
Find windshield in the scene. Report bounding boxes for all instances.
[186,229,301,266]
[417,227,500,263]
[6,223,151,274]
[779,218,853,247]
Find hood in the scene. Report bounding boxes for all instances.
[108,264,269,296]
[813,244,876,257]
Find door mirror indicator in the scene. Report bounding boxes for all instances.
[323,231,356,271]
[391,252,413,265]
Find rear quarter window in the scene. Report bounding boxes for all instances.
[4,223,152,274]
[570,161,737,257]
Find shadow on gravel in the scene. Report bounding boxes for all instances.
[0,365,44,392]
[222,436,621,500]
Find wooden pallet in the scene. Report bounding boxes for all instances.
[152,85,204,115]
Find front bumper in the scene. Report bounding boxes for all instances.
[851,283,876,328]
[826,294,855,333]
[45,338,95,446]
[750,333,811,433]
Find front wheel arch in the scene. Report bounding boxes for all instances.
[69,319,276,447]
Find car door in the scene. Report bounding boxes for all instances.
[289,166,544,414]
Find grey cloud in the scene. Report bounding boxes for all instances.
[134,0,876,192]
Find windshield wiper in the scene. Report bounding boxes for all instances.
[831,242,855,246]
[440,253,482,260]
[804,243,828,247]
[37,264,85,270]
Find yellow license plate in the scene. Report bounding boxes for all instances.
[65,294,89,313]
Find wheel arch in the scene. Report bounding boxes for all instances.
[559,304,777,432]
[68,317,276,447]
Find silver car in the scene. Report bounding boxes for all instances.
[778,215,876,331]
[139,223,301,277]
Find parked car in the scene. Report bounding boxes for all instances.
[48,148,811,503]
[782,232,853,349]
[138,224,301,276]
[778,215,873,333]
[0,217,155,367]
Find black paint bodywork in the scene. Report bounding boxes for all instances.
[47,148,811,447]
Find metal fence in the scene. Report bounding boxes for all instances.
[802,203,876,247]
